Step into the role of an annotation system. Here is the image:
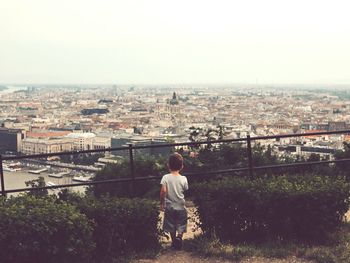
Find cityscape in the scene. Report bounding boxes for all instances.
[1,84,350,191]
[1,1,350,261]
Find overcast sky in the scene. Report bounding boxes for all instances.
[0,0,349,85]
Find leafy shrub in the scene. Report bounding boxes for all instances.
[90,155,167,198]
[192,174,350,243]
[25,176,48,197]
[0,195,95,263]
[335,142,350,176]
[88,143,288,198]
[63,194,161,262]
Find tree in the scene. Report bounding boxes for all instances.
[89,155,167,198]
[205,128,218,149]
[189,125,226,150]
[307,153,320,162]
[252,143,279,167]
[188,127,203,149]
[334,142,350,176]
[25,176,48,197]
[217,125,225,140]
[60,153,104,165]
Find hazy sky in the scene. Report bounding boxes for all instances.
[1,0,349,85]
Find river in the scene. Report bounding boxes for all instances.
[2,167,91,196]
[0,85,92,195]
[0,85,27,94]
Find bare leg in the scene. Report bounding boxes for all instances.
[173,232,183,250]
[170,231,176,246]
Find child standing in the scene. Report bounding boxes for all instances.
[160,153,188,249]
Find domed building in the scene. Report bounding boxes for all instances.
[169,92,179,105]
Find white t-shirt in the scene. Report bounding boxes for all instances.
[160,173,188,210]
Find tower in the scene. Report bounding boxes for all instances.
[169,92,179,105]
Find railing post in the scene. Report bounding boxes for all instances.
[0,155,6,197]
[128,144,135,194]
[246,135,254,179]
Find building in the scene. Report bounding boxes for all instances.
[81,108,109,115]
[169,92,179,105]
[93,136,111,150]
[329,122,346,131]
[26,131,71,138]
[111,135,174,157]
[16,102,43,116]
[278,145,336,159]
[65,132,96,151]
[21,137,73,155]
[0,128,25,153]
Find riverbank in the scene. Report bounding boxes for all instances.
[0,85,26,94]
[3,164,91,195]
[0,85,7,91]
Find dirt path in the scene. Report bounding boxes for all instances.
[158,206,202,241]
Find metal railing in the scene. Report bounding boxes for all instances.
[1,129,350,196]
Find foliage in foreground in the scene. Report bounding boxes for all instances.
[0,192,161,263]
[0,195,95,263]
[89,155,167,198]
[192,174,350,243]
[59,192,161,262]
[184,223,350,263]
[88,139,350,199]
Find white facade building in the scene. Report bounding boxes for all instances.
[21,138,74,155]
[93,136,111,150]
[66,132,96,151]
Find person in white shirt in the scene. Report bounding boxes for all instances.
[160,153,188,249]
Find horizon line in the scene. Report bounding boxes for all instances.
[2,82,350,87]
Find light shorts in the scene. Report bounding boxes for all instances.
[163,207,188,234]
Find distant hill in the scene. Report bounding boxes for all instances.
[0,85,7,91]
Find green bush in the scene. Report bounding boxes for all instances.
[90,155,166,198]
[335,142,350,176]
[64,194,161,262]
[0,195,95,263]
[192,174,350,243]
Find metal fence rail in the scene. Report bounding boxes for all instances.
[1,129,350,196]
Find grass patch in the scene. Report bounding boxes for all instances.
[183,235,297,262]
[184,233,252,261]
[302,223,350,263]
[183,223,350,263]
[111,222,350,262]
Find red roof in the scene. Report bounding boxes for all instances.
[27,131,70,138]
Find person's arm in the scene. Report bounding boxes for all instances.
[160,184,167,211]
[183,177,189,191]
